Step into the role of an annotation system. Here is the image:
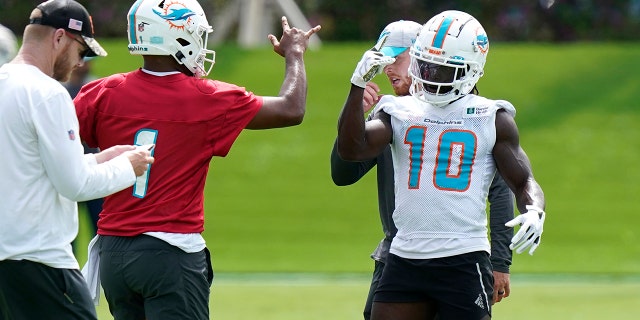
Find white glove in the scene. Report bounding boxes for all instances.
[505,205,545,255]
[350,50,395,88]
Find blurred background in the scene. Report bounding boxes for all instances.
[2,1,639,318]
[2,0,640,43]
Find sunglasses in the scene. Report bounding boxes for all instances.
[64,31,91,59]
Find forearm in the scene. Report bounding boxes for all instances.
[330,140,375,186]
[491,256,511,274]
[490,215,513,273]
[514,177,545,213]
[279,51,306,123]
[488,173,515,269]
[336,85,368,160]
[249,52,307,129]
[71,157,136,202]
[48,151,135,202]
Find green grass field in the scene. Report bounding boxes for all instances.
[74,40,640,318]
[91,274,640,319]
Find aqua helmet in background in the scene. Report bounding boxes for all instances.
[409,10,489,107]
[127,0,216,77]
[0,24,18,65]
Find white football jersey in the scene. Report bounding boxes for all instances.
[380,94,516,259]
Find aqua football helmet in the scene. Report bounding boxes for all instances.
[409,10,489,107]
[127,0,216,77]
[0,24,17,65]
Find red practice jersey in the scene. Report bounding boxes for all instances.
[75,70,263,236]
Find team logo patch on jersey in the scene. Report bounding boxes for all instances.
[464,106,490,117]
[68,129,76,141]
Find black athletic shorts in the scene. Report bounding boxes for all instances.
[363,260,385,320]
[374,251,493,319]
[0,259,97,320]
[98,235,213,320]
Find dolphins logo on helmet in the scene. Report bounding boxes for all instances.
[476,34,489,53]
[127,0,216,77]
[152,2,196,30]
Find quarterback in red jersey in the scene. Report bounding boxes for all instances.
[74,0,321,319]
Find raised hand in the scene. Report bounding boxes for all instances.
[268,16,321,57]
[351,50,395,88]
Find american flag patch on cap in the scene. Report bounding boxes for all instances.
[68,18,83,32]
[68,129,76,140]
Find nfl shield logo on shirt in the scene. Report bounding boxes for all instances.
[68,129,76,141]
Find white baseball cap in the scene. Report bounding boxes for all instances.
[373,20,422,57]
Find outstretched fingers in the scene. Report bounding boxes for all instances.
[268,16,290,48]
[268,16,322,57]
[304,24,322,38]
[268,34,280,47]
[280,16,290,32]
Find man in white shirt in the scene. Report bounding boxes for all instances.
[0,1,154,319]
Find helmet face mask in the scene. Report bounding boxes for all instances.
[415,61,464,95]
[409,10,489,107]
[127,0,216,77]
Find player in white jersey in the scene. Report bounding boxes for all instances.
[382,93,515,260]
[337,10,546,320]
